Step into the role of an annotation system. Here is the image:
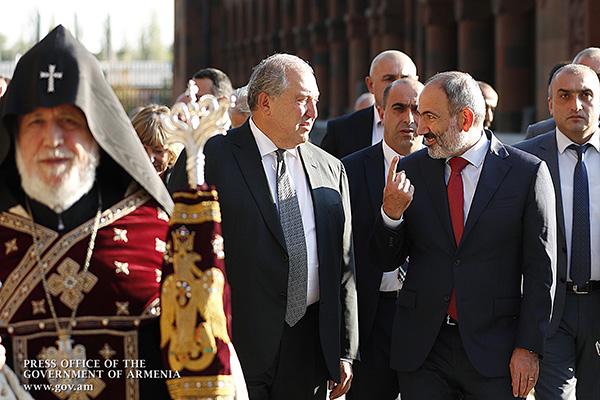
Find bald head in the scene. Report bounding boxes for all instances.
[573,47,600,75]
[366,50,418,109]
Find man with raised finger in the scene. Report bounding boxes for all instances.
[370,71,556,399]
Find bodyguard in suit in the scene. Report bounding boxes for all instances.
[515,64,600,400]
[202,54,359,399]
[370,71,557,399]
[525,49,600,140]
[342,78,424,399]
[321,50,418,159]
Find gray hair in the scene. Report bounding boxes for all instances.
[247,53,314,111]
[425,71,485,127]
[548,63,599,98]
[230,85,250,114]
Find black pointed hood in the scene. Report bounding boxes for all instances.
[0,25,173,213]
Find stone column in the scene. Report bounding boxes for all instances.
[266,0,282,54]
[493,0,535,132]
[308,1,330,118]
[345,0,370,105]
[243,0,258,73]
[293,0,312,62]
[377,0,406,51]
[327,0,349,117]
[420,0,457,81]
[569,0,600,55]
[455,0,494,84]
[173,0,206,102]
[279,0,296,53]
[366,0,382,57]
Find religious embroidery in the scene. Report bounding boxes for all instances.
[114,260,130,275]
[116,301,130,316]
[37,338,106,399]
[31,299,46,315]
[0,190,150,325]
[156,268,162,283]
[155,238,166,253]
[212,234,224,260]
[99,343,116,360]
[39,64,63,93]
[47,258,98,310]
[167,375,235,399]
[113,227,128,242]
[4,238,17,255]
[161,226,229,372]
[171,201,222,224]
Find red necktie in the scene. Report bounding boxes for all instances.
[447,157,469,320]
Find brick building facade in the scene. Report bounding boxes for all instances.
[173,0,600,132]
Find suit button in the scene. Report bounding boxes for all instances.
[443,295,450,302]
[282,254,289,262]
[560,277,566,283]
[453,259,461,267]
[279,293,286,300]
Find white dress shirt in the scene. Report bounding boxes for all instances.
[443,132,489,222]
[379,139,404,292]
[371,105,384,146]
[556,129,600,281]
[382,131,490,228]
[249,118,320,305]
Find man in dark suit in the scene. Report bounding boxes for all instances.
[515,64,600,399]
[525,49,600,140]
[202,54,359,400]
[342,78,424,399]
[370,71,556,399]
[320,50,418,159]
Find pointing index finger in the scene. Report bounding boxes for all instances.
[387,156,399,185]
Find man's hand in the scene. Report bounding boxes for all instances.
[510,347,539,398]
[382,156,414,220]
[328,360,353,399]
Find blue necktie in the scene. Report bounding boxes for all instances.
[570,143,591,288]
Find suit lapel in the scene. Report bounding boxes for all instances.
[537,131,566,239]
[363,143,385,218]
[231,124,286,249]
[419,154,456,246]
[462,133,510,245]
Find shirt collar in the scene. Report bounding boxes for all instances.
[555,127,600,154]
[382,138,402,166]
[249,117,299,159]
[446,130,489,169]
[373,104,382,126]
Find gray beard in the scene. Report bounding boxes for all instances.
[427,117,471,160]
[16,144,100,214]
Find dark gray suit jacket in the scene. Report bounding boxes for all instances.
[321,106,374,159]
[514,131,568,337]
[203,121,359,381]
[370,131,556,377]
[525,118,556,140]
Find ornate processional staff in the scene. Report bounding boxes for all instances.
[159,81,248,400]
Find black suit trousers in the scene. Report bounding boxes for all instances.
[245,304,329,400]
